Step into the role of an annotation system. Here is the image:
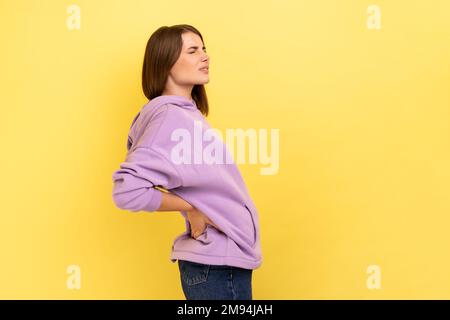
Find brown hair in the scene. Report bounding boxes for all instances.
[142,24,209,116]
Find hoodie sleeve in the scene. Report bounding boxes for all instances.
[111,108,183,213]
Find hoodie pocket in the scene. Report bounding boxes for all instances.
[244,203,257,246]
[193,224,213,244]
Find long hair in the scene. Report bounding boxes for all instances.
[142,24,209,116]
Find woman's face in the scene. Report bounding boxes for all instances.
[167,31,210,87]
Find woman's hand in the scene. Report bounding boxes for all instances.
[187,207,221,239]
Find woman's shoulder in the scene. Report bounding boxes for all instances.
[141,101,196,123]
[130,103,201,151]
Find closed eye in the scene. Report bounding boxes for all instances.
[188,46,207,54]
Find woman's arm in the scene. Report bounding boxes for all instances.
[156,189,194,212]
[112,147,184,213]
[156,188,222,238]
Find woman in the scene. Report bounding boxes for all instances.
[112,24,262,300]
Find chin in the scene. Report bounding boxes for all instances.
[195,79,209,85]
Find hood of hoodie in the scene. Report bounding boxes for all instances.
[148,94,198,111]
[126,95,199,150]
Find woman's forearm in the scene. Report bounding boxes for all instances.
[157,190,194,212]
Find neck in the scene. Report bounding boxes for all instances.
[162,86,193,101]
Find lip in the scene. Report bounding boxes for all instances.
[199,67,209,73]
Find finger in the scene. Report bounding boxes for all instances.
[204,216,214,226]
[206,219,219,229]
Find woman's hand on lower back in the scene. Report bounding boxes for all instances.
[187,207,221,239]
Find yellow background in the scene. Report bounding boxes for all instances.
[1,0,449,299]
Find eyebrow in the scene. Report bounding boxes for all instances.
[187,46,206,50]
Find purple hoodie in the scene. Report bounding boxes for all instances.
[112,95,262,270]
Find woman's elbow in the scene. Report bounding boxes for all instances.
[112,192,131,211]
[112,189,161,213]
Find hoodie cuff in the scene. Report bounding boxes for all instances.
[143,188,163,212]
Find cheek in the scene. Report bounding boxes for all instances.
[180,55,198,70]
[172,58,197,78]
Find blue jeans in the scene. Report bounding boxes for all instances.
[178,260,253,300]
